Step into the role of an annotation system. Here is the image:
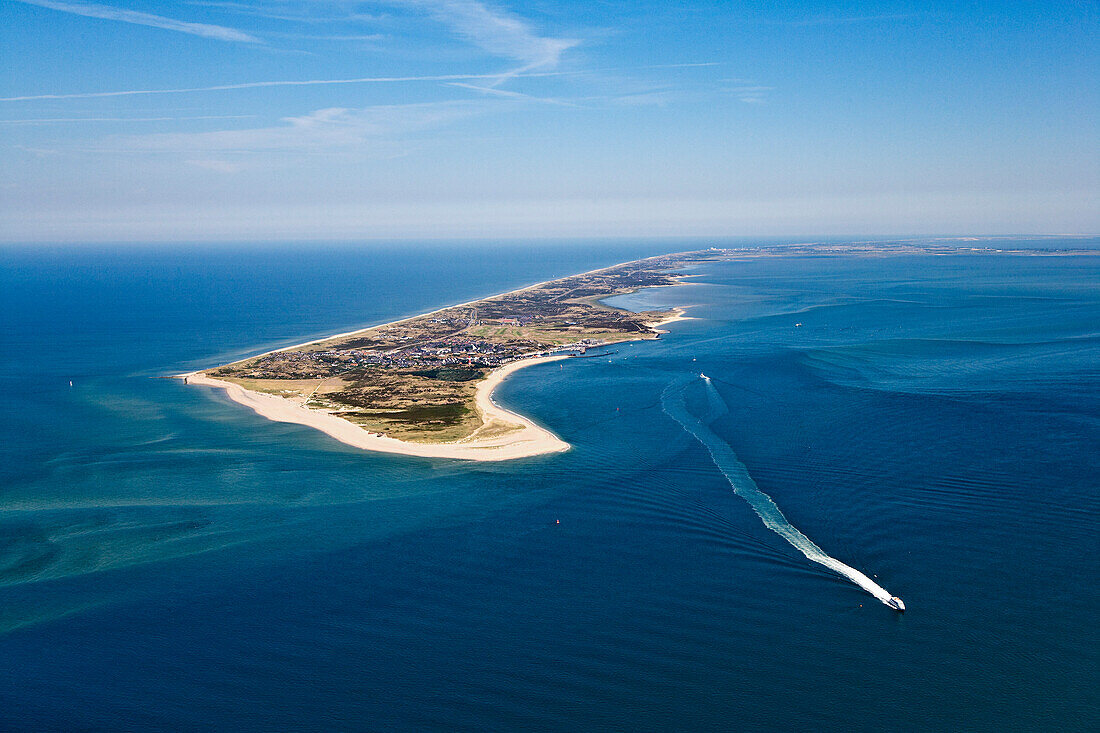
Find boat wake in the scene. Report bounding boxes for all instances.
[662,375,904,611]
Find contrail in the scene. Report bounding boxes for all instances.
[0,73,529,102]
[662,375,904,611]
[10,0,261,43]
[0,62,720,103]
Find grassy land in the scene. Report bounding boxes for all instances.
[219,372,484,443]
[227,377,352,399]
[334,403,483,443]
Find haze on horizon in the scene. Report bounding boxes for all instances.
[1,0,1096,242]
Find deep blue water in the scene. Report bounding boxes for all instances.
[1,240,1097,731]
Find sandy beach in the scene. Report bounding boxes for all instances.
[647,307,690,332]
[185,355,571,461]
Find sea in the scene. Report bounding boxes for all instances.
[1,238,1097,731]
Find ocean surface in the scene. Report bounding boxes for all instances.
[1,239,1097,731]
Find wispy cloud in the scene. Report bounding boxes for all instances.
[183,1,384,25]
[107,101,484,154]
[0,70,587,103]
[445,82,575,106]
[403,0,578,79]
[266,32,385,42]
[728,85,773,104]
[0,115,256,124]
[183,0,580,76]
[1,63,720,103]
[11,0,262,43]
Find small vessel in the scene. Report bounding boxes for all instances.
[700,373,709,380]
[885,596,905,612]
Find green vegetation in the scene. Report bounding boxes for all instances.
[410,367,485,382]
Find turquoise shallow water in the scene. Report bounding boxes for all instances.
[1,241,1097,730]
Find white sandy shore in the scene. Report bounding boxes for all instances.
[184,355,571,461]
[647,308,691,332]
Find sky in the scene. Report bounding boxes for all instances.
[1,0,1097,242]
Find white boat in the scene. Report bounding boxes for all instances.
[700,373,709,380]
[885,596,905,612]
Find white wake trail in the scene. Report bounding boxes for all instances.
[663,376,902,610]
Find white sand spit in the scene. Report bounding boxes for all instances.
[185,355,570,461]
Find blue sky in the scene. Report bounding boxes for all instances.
[1,0,1096,241]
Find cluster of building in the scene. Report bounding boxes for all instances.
[238,335,607,380]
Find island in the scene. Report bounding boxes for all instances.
[182,249,718,460]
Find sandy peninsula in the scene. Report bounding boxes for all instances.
[180,251,710,461]
[185,354,570,461]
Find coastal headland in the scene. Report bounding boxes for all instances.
[182,249,719,460]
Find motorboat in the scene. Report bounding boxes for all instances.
[885,596,905,612]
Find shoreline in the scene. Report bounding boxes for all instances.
[647,308,691,332]
[180,254,693,461]
[186,354,571,461]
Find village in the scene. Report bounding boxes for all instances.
[234,327,609,380]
